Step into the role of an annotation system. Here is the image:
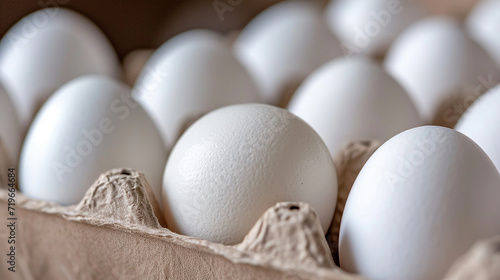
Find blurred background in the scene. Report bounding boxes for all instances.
[0,0,480,60]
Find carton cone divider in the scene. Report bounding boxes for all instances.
[328,140,381,264]
[237,201,336,271]
[443,235,500,280]
[75,168,167,229]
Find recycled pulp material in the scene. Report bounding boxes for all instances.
[277,79,304,109]
[444,235,500,280]
[432,87,483,128]
[0,168,363,280]
[0,139,11,188]
[1,141,499,279]
[328,140,382,264]
[122,49,155,86]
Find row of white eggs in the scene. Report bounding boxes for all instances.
[0,1,500,280]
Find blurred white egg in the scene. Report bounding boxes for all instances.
[145,29,221,66]
[385,16,500,122]
[134,30,260,149]
[456,86,500,173]
[339,126,500,280]
[163,104,338,245]
[0,8,120,131]
[325,0,424,56]
[233,1,342,105]
[0,84,21,165]
[288,57,421,157]
[466,0,500,66]
[20,76,166,205]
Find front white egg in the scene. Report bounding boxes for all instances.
[288,57,421,157]
[325,0,424,56]
[20,76,166,205]
[0,8,120,131]
[385,16,500,122]
[339,126,500,280]
[233,1,342,105]
[456,86,500,173]
[135,30,260,149]
[0,84,21,165]
[163,104,338,245]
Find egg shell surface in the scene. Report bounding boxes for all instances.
[325,0,424,55]
[20,76,167,205]
[385,16,500,122]
[466,0,500,66]
[163,103,338,245]
[288,57,421,157]
[0,8,120,130]
[456,86,500,174]
[233,1,342,105]
[339,126,500,280]
[135,30,260,149]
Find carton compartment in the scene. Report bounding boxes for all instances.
[1,140,499,279]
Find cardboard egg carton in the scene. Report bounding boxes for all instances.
[0,168,356,280]
[0,140,498,280]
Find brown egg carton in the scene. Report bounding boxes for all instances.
[0,139,11,188]
[0,140,498,279]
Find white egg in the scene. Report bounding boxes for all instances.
[325,0,424,56]
[233,1,342,105]
[0,8,120,131]
[135,30,260,149]
[0,84,21,165]
[163,104,338,245]
[385,16,500,122]
[20,76,166,206]
[339,126,500,280]
[144,29,221,66]
[466,0,500,67]
[288,57,421,157]
[456,86,500,173]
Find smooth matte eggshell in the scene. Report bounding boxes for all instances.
[385,16,500,122]
[20,76,166,206]
[325,0,424,56]
[0,8,120,131]
[288,57,421,157]
[234,1,342,105]
[466,0,500,67]
[135,30,260,149]
[456,86,500,174]
[339,126,500,280]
